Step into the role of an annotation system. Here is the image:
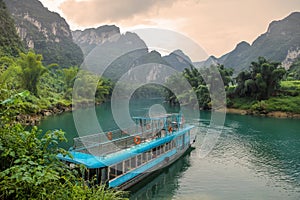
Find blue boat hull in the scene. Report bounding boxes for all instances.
[110,144,192,190]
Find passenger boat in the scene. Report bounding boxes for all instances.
[58,113,196,190]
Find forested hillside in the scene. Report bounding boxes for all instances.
[3,0,83,67]
[0,0,24,57]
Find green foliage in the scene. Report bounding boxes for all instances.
[228,97,257,110]
[0,50,112,118]
[0,90,31,122]
[229,91,300,114]
[0,0,24,57]
[165,64,233,109]
[280,80,300,96]
[287,57,300,80]
[249,96,300,113]
[235,57,286,100]
[73,70,111,104]
[262,96,300,113]
[0,91,128,200]
[61,66,79,89]
[18,51,48,96]
[0,56,22,91]
[4,0,84,67]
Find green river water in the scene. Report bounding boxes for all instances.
[38,99,300,200]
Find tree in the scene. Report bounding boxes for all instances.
[61,66,79,89]
[18,51,48,96]
[0,90,128,200]
[235,57,286,100]
[0,56,21,90]
[165,65,233,109]
[73,70,111,103]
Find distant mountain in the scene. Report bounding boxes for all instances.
[72,25,120,56]
[75,26,148,81]
[199,12,300,73]
[4,0,83,67]
[0,0,24,57]
[163,49,193,71]
[73,25,194,81]
[194,55,219,68]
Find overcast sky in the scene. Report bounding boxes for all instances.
[40,0,300,58]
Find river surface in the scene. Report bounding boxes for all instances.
[38,99,300,200]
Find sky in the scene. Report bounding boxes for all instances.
[39,0,300,59]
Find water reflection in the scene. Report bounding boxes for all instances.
[203,113,300,195]
[38,100,300,199]
[129,150,192,200]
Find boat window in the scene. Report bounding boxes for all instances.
[177,136,182,148]
[83,168,88,181]
[124,159,130,173]
[100,168,108,183]
[131,156,136,169]
[142,152,147,163]
[88,169,96,181]
[92,168,101,184]
[152,147,157,158]
[109,166,116,180]
[157,146,161,156]
[161,145,165,154]
[161,129,166,137]
[172,140,176,148]
[147,150,152,160]
[137,155,142,166]
[116,162,123,176]
[165,142,169,152]
[182,133,185,149]
[89,169,96,182]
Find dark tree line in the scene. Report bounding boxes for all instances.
[235,57,286,100]
[165,56,288,109]
[166,64,233,109]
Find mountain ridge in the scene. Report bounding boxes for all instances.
[4,0,84,67]
[72,24,194,81]
[198,12,300,73]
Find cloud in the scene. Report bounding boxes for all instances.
[57,0,300,57]
[60,0,177,26]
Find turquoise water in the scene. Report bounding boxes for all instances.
[38,99,300,199]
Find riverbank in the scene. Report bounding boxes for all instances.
[226,95,300,119]
[226,108,300,119]
[15,100,107,125]
[18,96,300,126]
[15,103,72,125]
[22,106,300,127]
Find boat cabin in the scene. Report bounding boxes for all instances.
[58,113,193,189]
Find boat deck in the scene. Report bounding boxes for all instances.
[71,114,184,157]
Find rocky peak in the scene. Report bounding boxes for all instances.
[72,25,120,46]
[73,25,148,57]
[163,49,193,71]
[235,41,251,50]
[4,0,83,67]
[267,12,300,35]
[199,11,300,73]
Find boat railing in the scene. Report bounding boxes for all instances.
[71,113,185,156]
[72,124,165,156]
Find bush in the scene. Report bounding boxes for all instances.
[0,91,128,200]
